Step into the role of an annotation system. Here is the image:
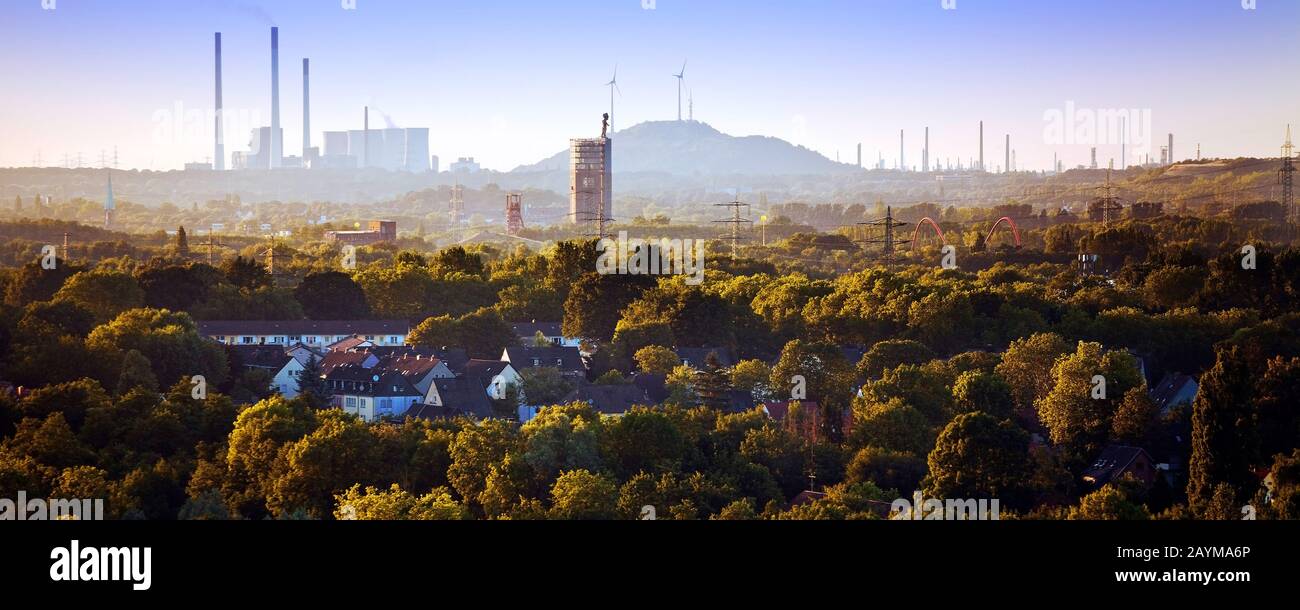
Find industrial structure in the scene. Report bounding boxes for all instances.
[569,114,613,235]
[713,199,752,259]
[449,183,465,225]
[1283,125,1296,226]
[505,193,525,236]
[858,206,909,267]
[103,169,114,229]
[269,27,282,169]
[326,221,398,246]
[214,33,224,171]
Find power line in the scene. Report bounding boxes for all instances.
[712,198,753,258]
[857,205,909,267]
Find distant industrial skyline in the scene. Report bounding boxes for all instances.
[1,0,1298,172]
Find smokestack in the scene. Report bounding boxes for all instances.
[1120,116,1126,169]
[857,143,862,168]
[302,58,310,166]
[1005,134,1010,174]
[1168,133,1174,165]
[979,121,984,171]
[269,27,281,169]
[363,106,369,168]
[214,33,224,171]
[923,127,930,173]
[900,130,905,171]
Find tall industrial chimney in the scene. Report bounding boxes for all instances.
[899,130,905,171]
[1168,133,1174,165]
[979,121,984,172]
[363,106,369,168]
[857,143,862,168]
[214,33,224,171]
[302,58,310,167]
[1005,134,1010,174]
[269,27,281,169]
[923,127,930,173]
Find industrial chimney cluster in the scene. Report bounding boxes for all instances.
[214,27,432,173]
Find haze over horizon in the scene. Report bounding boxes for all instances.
[2,0,1298,173]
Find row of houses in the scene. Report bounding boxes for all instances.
[203,321,1207,484]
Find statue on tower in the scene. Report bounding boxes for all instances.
[601,113,609,139]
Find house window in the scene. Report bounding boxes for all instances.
[242,336,254,344]
[345,397,357,409]
[555,359,563,366]
[532,358,541,367]
[307,336,317,344]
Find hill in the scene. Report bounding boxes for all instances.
[511,120,857,177]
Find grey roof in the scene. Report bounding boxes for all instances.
[198,320,410,337]
[406,404,466,421]
[563,384,653,415]
[430,378,495,419]
[1082,445,1151,487]
[464,360,511,385]
[504,346,585,372]
[1149,372,1197,412]
[227,345,294,372]
[324,364,422,398]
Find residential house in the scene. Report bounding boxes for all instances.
[1150,373,1198,416]
[463,360,522,401]
[324,364,424,422]
[378,353,455,395]
[424,377,495,420]
[285,343,325,366]
[199,320,410,349]
[502,346,586,378]
[227,345,306,398]
[1082,445,1158,488]
[510,321,581,348]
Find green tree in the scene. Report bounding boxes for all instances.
[1036,342,1143,460]
[519,367,574,406]
[925,412,1032,507]
[1111,385,1158,446]
[333,484,469,520]
[294,272,371,320]
[86,308,228,389]
[857,339,935,380]
[995,332,1071,421]
[634,345,680,375]
[53,270,145,324]
[1067,483,1151,520]
[447,419,518,508]
[952,370,1015,420]
[1187,346,1257,512]
[846,446,926,493]
[295,355,326,405]
[268,411,381,519]
[549,469,619,520]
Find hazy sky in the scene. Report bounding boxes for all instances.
[1,0,1297,172]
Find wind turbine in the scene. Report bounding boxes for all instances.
[674,60,687,121]
[605,65,621,135]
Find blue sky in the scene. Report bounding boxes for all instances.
[1,0,1297,172]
